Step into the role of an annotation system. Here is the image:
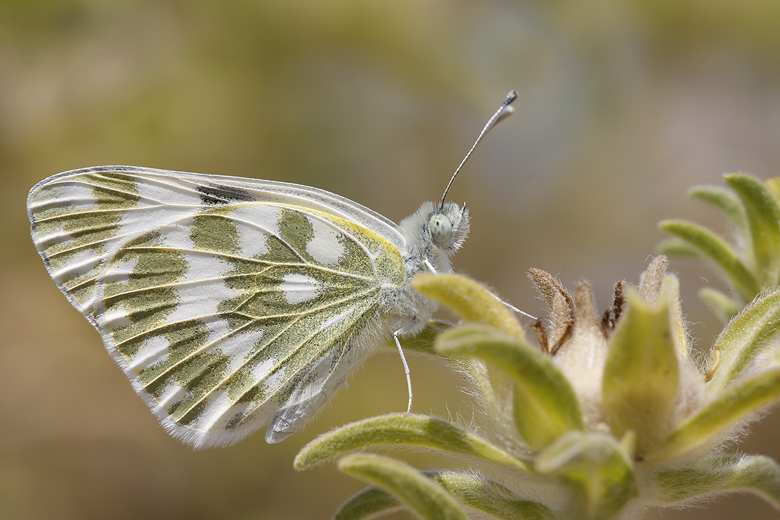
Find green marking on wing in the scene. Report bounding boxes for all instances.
[279,207,315,258]
[236,297,379,405]
[168,279,383,426]
[105,232,188,356]
[138,319,214,388]
[192,209,241,255]
[314,210,406,286]
[30,172,140,309]
[186,296,380,428]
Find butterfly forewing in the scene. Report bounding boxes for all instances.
[28,167,407,447]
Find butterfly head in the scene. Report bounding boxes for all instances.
[429,201,470,253]
[398,201,470,272]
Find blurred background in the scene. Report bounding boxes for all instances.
[2,1,780,519]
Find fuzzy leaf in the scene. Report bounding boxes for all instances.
[657,237,703,260]
[294,413,530,472]
[463,356,514,427]
[661,275,689,360]
[336,473,555,520]
[689,185,749,232]
[337,454,467,520]
[412,273,525,341]
[766,177,780,204]
[649,366,780,463]
[639,256,668,304]
[659,219,759,301]
[725,173,780,283]
[602,288,680,456]
[335,486,403,520]
[699,287,742,323]
[436,324,582,450]
[654,454,780,511]
[535,431,638,520]
[433,473,555,520]
[707,288,780,392]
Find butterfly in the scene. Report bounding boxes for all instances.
[27,91,517,448]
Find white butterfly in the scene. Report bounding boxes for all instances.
[27,92,516,448]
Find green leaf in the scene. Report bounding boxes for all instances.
[335,487,403,520]
[337,454,467,520]
[602,288,680,456]
[412,273,525,341]
[535,431,638,520]
[725,173,780,284]
[336,473,555,520]
[657,237,703,260]
[689,185,749,232]
[708,288,780,392]
[649,366,780,463]
[699,287,742,323]
[659,219,759,301]
[463,356,514,427]
[654,454,780,511]
[294,413,530,473]
[638,255,668,304]
[436,324,583,450]
[433,473,555,520]
[661,275,689,360]
[766,178,780,204]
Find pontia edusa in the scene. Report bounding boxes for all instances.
[27,91,517,448]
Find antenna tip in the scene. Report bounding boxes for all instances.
[495,105,515,124]
[494,90,518,123]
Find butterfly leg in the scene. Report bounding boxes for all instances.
[393,321,419,413]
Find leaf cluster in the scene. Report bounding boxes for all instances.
[296,265,780,519]
[659,173,780,320]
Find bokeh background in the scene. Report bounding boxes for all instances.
[2,1,780,519]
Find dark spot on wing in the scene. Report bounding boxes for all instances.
[198,185,254,205]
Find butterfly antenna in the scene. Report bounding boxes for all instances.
[439,90,518,210]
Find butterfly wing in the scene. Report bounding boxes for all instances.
[28,166,408,447]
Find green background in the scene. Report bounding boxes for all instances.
[2,1,780,519]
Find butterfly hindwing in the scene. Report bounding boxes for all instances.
[28,166,408,447]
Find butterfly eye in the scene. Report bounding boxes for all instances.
[429,213,453,244]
